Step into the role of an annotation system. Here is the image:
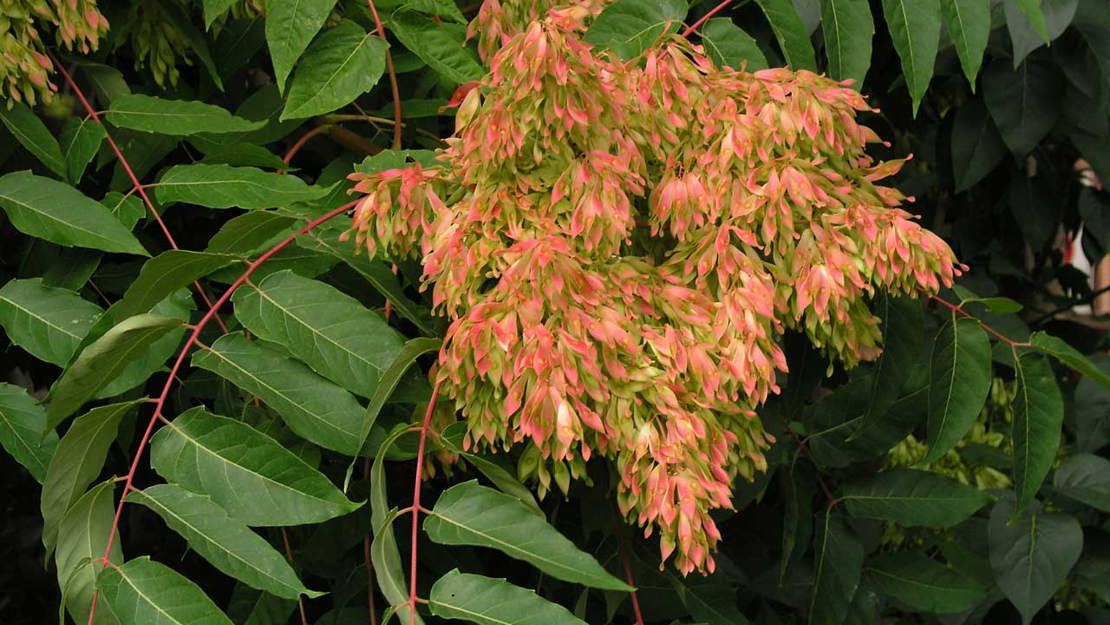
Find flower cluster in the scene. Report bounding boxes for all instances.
[348,1,961,574]
[1,0,107,105]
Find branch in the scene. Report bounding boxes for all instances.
[682,0,735,37]
[84,200,357,625]
[367,0,404,149]
[930,295,1030,348]
[407,378,442,625]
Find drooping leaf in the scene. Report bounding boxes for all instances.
[1053,453,1110,512]
[1028,331,1110,389]
[809,509,863,625]
[155,164,330,209]
[1011,351,1063,507]
[59,116,106,184]
[0,102,66,178]
[426,480,631,590]
[402,0,468,24]
[841,469,989,527]
[0,171,149,255]
[389,13,485,84]
[0,278,103,366]
[191,332,365,455]
[866,552,986,614]
[115,251,238,319]
[202,0,236,28]
[852,294,922,437]
[232,270,406,398]
[881,0,941,115]
[55,480,122,625]
[699,19,769,70]
[369,427,424,625]
[1004,0,1078,67]
[1012,0,1050,41]
[982,56,1062,158]
[41,400,143,556]
[925,317,992,462]
[989,495,1082,625]
[226,584,297,625]
[95,289,193,400]
[98,557,235,625]
[149,406,361,525]
[820,0,874,87]
[754,0,818,70]
[951,100,1008,192]
[46,314,182,428]
[296,224,435,335]
[266,0,339,90]
[128,484,320,599]
[282,20,388,120]
[939,0,991,87]
[106,94,263,136]
[583,0,688,60]
[428,570,590,625]
[0,382,56,483]
[668,572,751,625]
[438,424,542,516]
[206,211,297,255]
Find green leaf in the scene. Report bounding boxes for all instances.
[207,211,297,255]
[296,224,435,335]
[668,573,751,625]
[232,270,406,398]
[426,480,630,590]
[1028,331,1110,389]
[389,13,485,84]
[95,290,193,400]
[402,0,468,24]
[266,0,339,90]
[0,171,149,255]
[925,318,992,462]
[149,406,361,525]
[99,557,235,625]
[202,0,236,28]
[754,0,818,70]
[809,510,863,625]
[227,585,297,625]
[583,0,687,60]
[116,251,238,319]
[852,294,922,438]
[939,0,990,87]
[0,382,56,483]
[106,94,264,136]
[46,314,181,428]
[1012,0,1050,41]
[128,484,320,599]
[866,553,986,614]
[951,100,1007,192]
[0,278,103,366]
[1053,453,1110,512]
[700,19,768,70]
[1004,0,1078,67]
[60,116,106,184]
[841,469,990,527]
[103,191,147,230]
[41,400,143,557]
[0,102,66,178]
[1011,351,1063,507]
[982,56,1062,158]
[820,0,874,87]
[429,570,590,625]
[438,425,543,516]
[283,20,388,120]
[882,0,941,116]
[192,332,365,455]
[989,495,1082,625]
[369,427,424,625]
[155,164,330,209]
[55,480,122,625]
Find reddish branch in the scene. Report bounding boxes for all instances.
[85,200,357,625]
[930,295,1029,348]
[366,0,404,149]
[52,57,229,334]
[406,379,442,625]
[681,0,735,37]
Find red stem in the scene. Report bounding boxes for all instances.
[51,57,229,334]
[366,0,403,150]
[930,295,1028,347]
[85,200,357,625]
[407,379,442,625]
[613,512,645,625]
[283,124,334,167]
[681,0,734,37]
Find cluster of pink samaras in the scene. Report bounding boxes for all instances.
[346,0,962,575]
[1,0,108,105]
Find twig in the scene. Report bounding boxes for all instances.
[366,0,403,149]
[612,508,645,625]
[407,379,442,625]
[681,0,735,37]
[84,200,358,625]
[930,295,1029,348]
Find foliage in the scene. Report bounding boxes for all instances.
[0,0,1107,624]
